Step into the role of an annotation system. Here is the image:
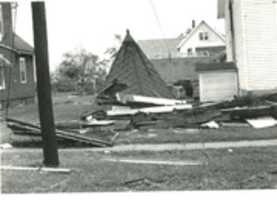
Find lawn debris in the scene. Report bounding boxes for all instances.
[246,117,277,129]
[1,165,71,173]
[0,143,13,149]
[221,105,275,120]
[117,94,187,107]
[103,158,203,166]
[201,121,220,129]
[220,122,250,128]
[6,118,113,147]
[121,177,164,189]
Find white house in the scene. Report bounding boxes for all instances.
[177,20,226,57]
[218,0,277,94]
[138,20,226,59]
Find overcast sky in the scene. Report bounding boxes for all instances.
[15,0,224,71]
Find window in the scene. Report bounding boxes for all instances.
[199,32,209,41]
[0,67,5,90]
[203,51,210,57]
[19,57,27,83]
[187,48,193,56]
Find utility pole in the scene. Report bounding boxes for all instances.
[31,2,59,167]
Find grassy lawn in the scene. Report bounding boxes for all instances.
[1,146,277,193]
[6,92,97,123]
[115,127,277,145]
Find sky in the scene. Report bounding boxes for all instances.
[14,0,224,71]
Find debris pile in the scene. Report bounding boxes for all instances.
[6,30,277,147]
[6,118,116,147]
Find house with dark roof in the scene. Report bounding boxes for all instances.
[0,3,36,108]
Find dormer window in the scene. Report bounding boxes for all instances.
[199,32,209,41]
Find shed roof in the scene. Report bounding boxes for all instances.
[99,30,174,99]
[196,62,237,72]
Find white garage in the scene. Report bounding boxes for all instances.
[196,62,238,102]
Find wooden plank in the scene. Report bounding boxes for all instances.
[107,104,192,117]
[6,118,113,147]
[246,117,277,129]
[1,165,71,173]
[118,94,187,106]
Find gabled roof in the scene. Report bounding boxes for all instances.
[138,37,182,59]
[177,20,226,49]
[0,33,34,55]
[13,33,34,55]
[100,30,174,99]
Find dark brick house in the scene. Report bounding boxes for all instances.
[0,2,35,108]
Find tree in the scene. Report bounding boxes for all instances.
[53,48,108,94]
[104,34,122,65]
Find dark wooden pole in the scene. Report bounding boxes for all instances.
[31,2,59,167]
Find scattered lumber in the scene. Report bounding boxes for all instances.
[55,120,114,130]
[107,104,192,117]
[220,122,250,128]
[246,117,277,129]
[221,105,276,119]
[1,165,71,173]
[201,121,220,129]
[118,94,187,107]
[6,118,113,147]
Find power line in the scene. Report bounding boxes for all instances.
[148,0,171,57]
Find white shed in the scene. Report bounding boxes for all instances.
[196,62,238,102]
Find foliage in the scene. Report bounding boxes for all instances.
[104,34,122,64]
[52,48,108,94]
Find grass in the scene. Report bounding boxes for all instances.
[1,146,277,193]
[6,92,97,123]
[115,126,277,145]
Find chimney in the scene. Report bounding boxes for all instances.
[192,20,196,29]
[0,2,13,46]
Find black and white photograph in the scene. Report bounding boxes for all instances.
[0,0,277,196]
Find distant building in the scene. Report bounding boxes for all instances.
[218,0,277,94]
[0,3,36,108]
[138,20,226,59]
[138,20,226,98]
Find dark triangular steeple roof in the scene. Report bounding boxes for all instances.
[101,30,174,99]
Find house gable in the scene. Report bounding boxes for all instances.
[177,21,225,56]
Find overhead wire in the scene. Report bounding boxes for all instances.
[148,0,171,58]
